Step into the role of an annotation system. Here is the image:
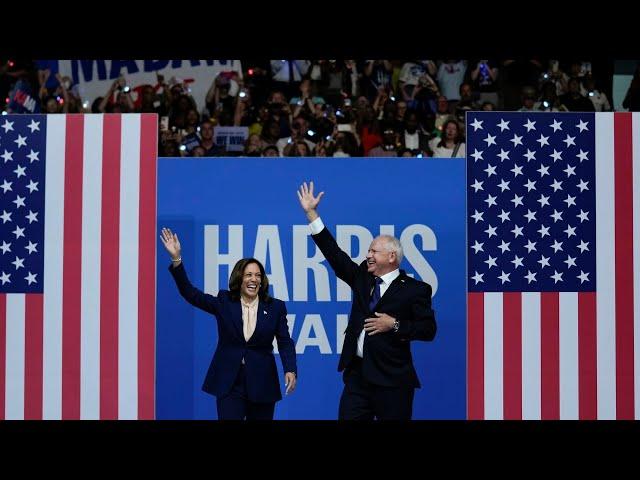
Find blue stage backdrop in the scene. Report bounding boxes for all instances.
[156,157,466,419]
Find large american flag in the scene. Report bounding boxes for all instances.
[466,111,639,420]
[0,114,157,419]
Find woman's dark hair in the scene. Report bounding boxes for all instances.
[261,145,279,156]
[186,107,201,126]
[438,118,463,147]
[228,258,271,302]
[287,140,310,157]
[261,119,281,143]
[312,141,335,157]
[160,139,179,157]
[334,131,360,156]
[91,97,104,113]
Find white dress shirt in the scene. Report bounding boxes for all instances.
[309,216,325,235]
[404,131,419,150]
[356,268,399,357]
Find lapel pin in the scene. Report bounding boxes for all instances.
[263,310,267,315]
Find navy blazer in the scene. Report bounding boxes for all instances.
[169,262,297,403]
[312,227,436,388]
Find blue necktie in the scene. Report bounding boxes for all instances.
[369,277,383,311]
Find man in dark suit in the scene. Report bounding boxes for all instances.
[297,182,436,420]
[399,110,431,156]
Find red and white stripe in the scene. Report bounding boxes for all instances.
[468,112,639,420]
[1,114,157,420]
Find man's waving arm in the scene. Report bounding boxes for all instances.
[297,181,360,287]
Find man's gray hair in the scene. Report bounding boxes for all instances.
[376,234,404,264]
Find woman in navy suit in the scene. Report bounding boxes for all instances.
[161,227,297,420]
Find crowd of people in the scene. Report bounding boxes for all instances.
[1,59,635,158]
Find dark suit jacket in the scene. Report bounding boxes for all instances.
[169,262,297,403]
[312,227,436,388]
